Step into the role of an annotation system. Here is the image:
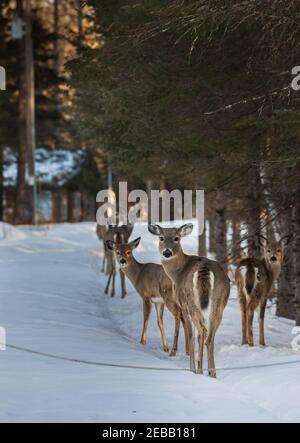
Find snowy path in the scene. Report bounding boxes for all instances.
[0,222,299,422]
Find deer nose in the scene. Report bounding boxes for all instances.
[119,258,126,264]
[271,256,277,262]
[163,249,173,258]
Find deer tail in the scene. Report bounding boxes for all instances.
[245,263,256,295]
[193,266,214,310]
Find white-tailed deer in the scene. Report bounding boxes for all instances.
[103,224,134,298]
[96,225,107,273]
[148,223,230,377]
[106,236,189,355]
[235,234,291,347]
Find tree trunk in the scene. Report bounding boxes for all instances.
[67,192,74,222]
[215,191,227,273]
[52,191,61,223]
[276,172,295,320]
[15,0,28,224]
[246,166,261,258]
[232,220,242,261]
[208,208,216,255]
[53,0,61,148]
[198,220,207,256]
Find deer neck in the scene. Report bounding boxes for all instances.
[123,254,142,286]
[161,246,188,284]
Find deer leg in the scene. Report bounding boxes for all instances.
[206,310,222,378]
[190,306,207,375]
[155,303,169,353]
[110,267,116,297]
[259,298,267,346]
[104,272,111,294]
[140,298,151,345]
[246,302,255,347]
[165,302,180,357]
[181,314,190,355]
[197,330,206,375]
[169,312,181,357]
[239,296,248,345]
[101,246,106,273]
[120,269,127,298]
[182,304,195,373]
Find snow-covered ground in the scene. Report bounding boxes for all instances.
[0,222,299,422]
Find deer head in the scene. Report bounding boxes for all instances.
[106,237,141,269]
[258,234,292,267]
[148,223,193,260]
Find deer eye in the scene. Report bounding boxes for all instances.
[126,251,131,256]
[277,249,281,253]
[116,251,120,255]
[267,249,271,253]
[174,236,179,242]
[159,236,164,242]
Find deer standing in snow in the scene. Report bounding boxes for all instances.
[235,235,291,347]
[103,224,134,298]
[96,225,107,272]
[106,236,189,355]
[148,223,230,377]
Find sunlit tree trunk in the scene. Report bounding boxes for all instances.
[215,190,227,273]
[208,206,216,255]
[246,165,261,258]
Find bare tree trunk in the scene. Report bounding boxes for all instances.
[294,187,300,325]
[208,207,216,254]
[276,172,295,320]
[80,191,85,221]
[232,220,242,261]
[215,190,227,273]
[146,179,153,222]
[246,166,261,258]
[198,220,207,256]
[53,0,61,148]
[277,208,295,319]
[67,192,74,222]
[15,0,27,224]
[52,191,61,223]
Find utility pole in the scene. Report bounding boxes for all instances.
[24,0,37,224]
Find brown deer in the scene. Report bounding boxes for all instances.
[235,235,291,347]
[106,236,189,356]
[103,224,134,298]
[148,223,230,377]
[96,225,107,273]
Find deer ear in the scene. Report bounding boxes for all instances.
[257,234,267,247]
[148,224,161,236]
[279,234,293,246]
[130,237,141,249]
[106,240,116,251]
[179,223,193,237]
